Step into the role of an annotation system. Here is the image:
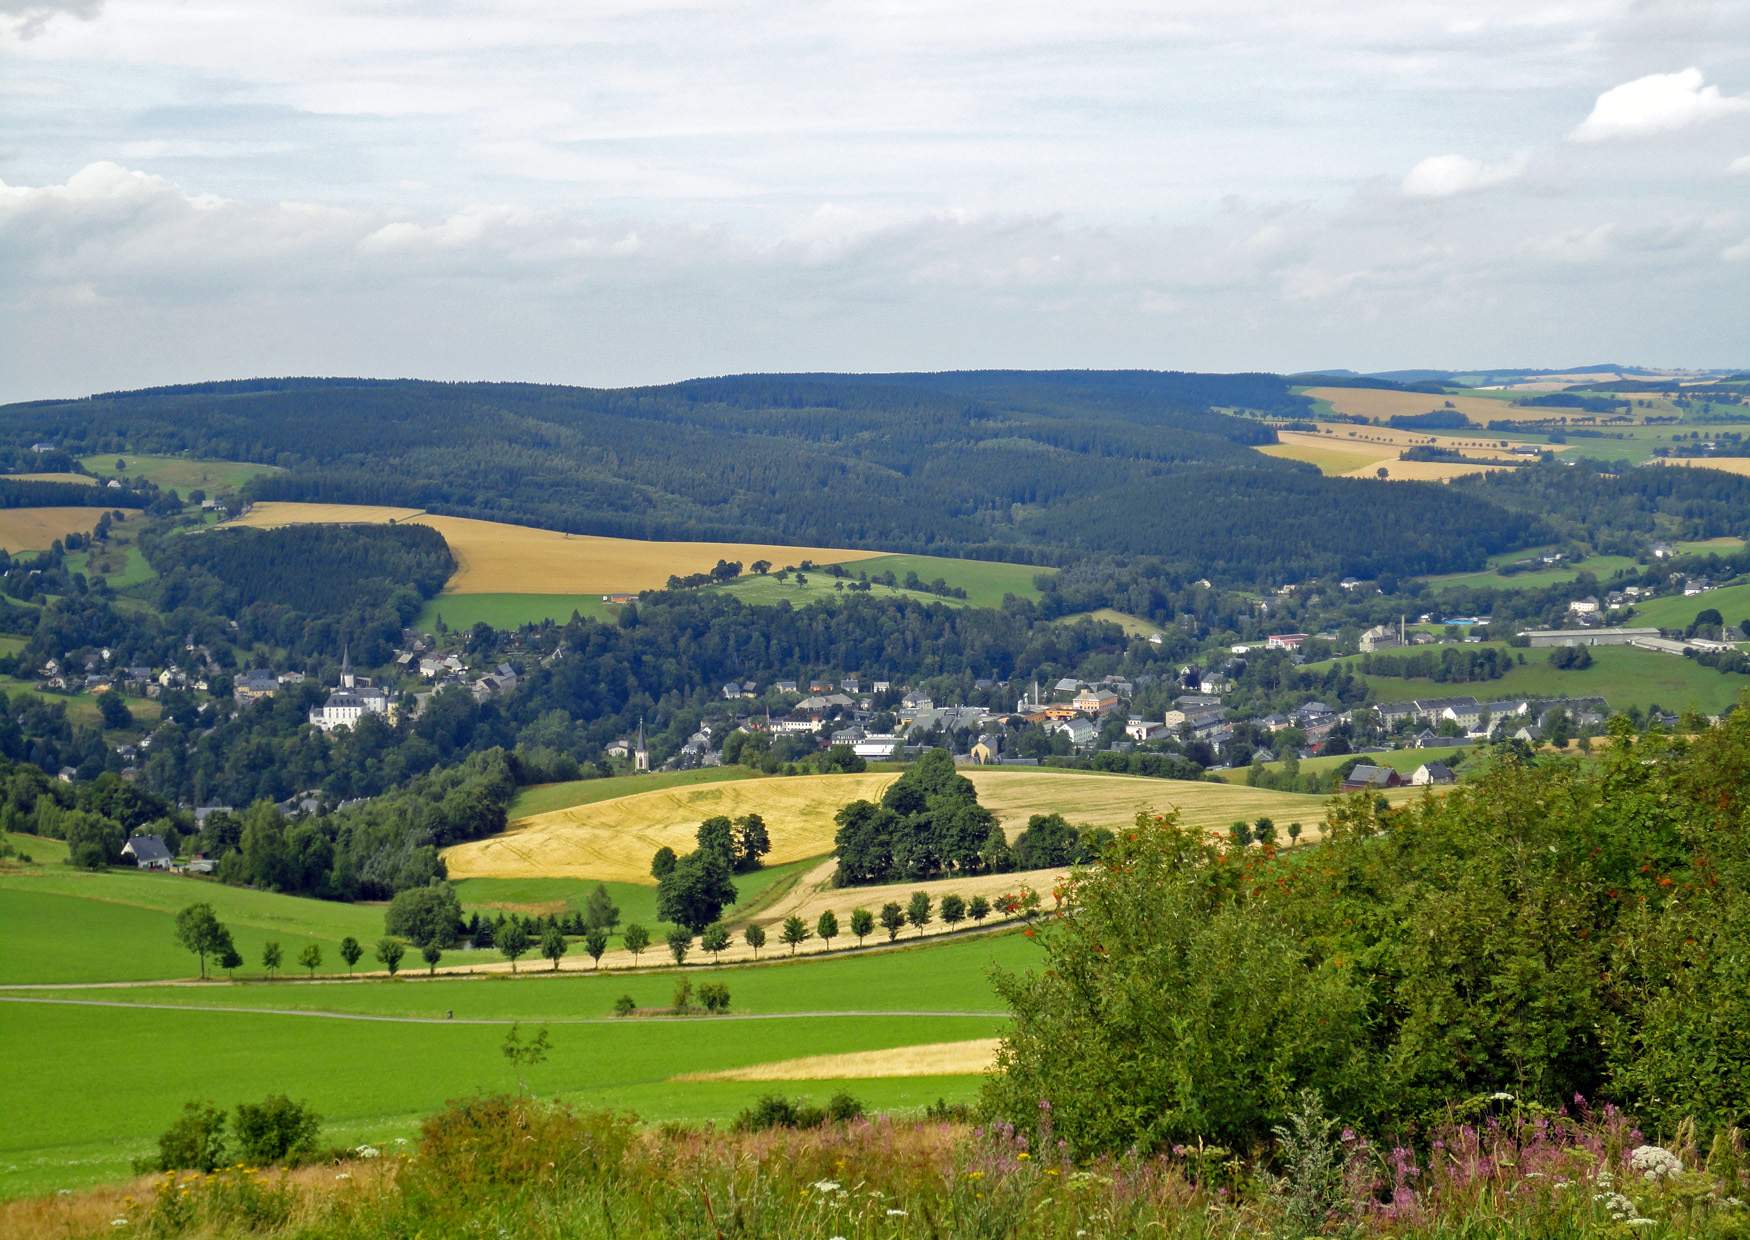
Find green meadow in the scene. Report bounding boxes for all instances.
[1324,644,1746,715]
[1422,549,1639,593]
[414,591,617,632]
[1056,607,1160,637]
[451,855,821,950]
[1631,582,1750,631]
[835,553,1053,607]
[0,859,472,984]
[715,571,969,610]
[1215,744,1476,784]
[0,998,1003,1199]
[82,453,282,493]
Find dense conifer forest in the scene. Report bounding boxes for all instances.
[0,372,1542,583]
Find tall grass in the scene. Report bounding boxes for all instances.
[15,1093,1749,1238]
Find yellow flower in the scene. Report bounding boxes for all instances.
[1017,1152,1030,1161]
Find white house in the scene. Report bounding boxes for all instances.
[121,835,174,870]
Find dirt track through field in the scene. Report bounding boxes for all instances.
[0,995,1004,1025]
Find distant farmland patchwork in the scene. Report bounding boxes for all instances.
[1298,385,1582,424]
[228,502,1049,626]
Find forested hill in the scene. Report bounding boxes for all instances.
[0,371,1536,582]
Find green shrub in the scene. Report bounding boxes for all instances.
[402,1095,634,1204]
[613,994,637,1017]
[138,1100,227,1173]
[232,1094,322,1166]
[698,981,731,1013]
[730,1092,863,1133]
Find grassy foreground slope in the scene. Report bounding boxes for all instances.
[0,999,1000,1199]
[0,861,493,984]
[0,931,1034,1197]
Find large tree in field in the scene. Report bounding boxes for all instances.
[499,921,531,972]
[622,922,650,963]
[700,922,730,963]
[657,849,739,932]
[779,915,811,956]
[385,884,463,948]
[850,907,874,946]
[583,884,620,932]
[174,902,230,980]
[375,937,405,976]
[541,925,568,971]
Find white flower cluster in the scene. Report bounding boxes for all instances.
[1597,1191,1640,1221]
[1630,1145,1682,1182]
[354,1144,381,1159]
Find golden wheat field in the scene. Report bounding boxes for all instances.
[6,472,97,486]
[228,501,888,594]
[762,858,1074,935]
[0,507,121,553]
[1300,386,1558,424]
[1342,459,1512,482]
[681,1039,1003,1082]
[440,769,1346,882]
[1647,457,1750,477]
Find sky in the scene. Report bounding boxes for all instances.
[1,0,1747,401]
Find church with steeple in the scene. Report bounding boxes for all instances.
[308,643,393,732]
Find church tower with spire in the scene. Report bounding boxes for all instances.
[340,642,355,690]
[633,716,649,773]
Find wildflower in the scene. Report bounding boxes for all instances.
[1017,1152,1030,1161]
[1630,1145,1682,1182]
[886,1208,908,1217]
[354,1144,381,1159]
[812,1179,842,1194]
[1489,1091,1515,1102]
[111,1221,128,1229]
[335,1172,352,1181]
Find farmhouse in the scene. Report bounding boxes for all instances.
[1266,633,1309,651]
[121,835,173,870]
[1412,763,1456,786]
[1341,764,1403,792]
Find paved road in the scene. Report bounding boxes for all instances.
[0,994,1007,1026]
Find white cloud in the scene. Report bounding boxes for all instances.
[1571,68,1750,142]
[1730,154,1750,175]
[1401,152,1527,197]
[1726,238,1750,263]
[0,0,100,40]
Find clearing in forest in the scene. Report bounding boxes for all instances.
[0,507,121,553]
[228,502,889,595]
